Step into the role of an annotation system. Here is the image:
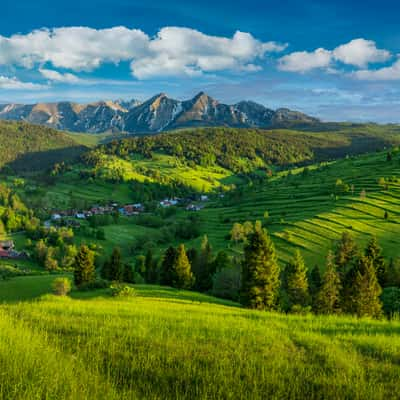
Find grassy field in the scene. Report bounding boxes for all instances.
[199,151,400,266]
[0,277,400,399]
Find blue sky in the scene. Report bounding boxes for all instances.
[1,0,400,122]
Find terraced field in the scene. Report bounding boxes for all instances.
[200,151,400,266]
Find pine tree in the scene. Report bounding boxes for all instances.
[107,247,124,281]
[160,246,177,286]
[240,228,280,310]
[145,249,158,284]
[385,258,400,287]
[315,251,341,314]
[351,256,382,318]
[194,235,214,292]
[74,245,95,287]
[123,264,135,283]
[335,231,358,271]
[172,244,194,289]
[309,264,322,300]
[286,250,309,309]
[365,236,386,286]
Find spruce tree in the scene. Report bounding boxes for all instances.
[172,244,194,289]
[194,235,214,292]
[309,264,322,300]
[315,251,341,314]
[108,247,124,281]
[385,258,400,287]
[365,236,386,286]
[74,245,95,287]
[240,228,280,310]
[286,250,309,309]
[123,264,135,283]
[160,246,177,286]
[335,231,358,271]
[145,249,158,284]
[351,256,382,318]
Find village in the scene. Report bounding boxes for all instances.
[49,195,210,225]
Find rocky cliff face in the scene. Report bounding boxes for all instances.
[0,93,319,133]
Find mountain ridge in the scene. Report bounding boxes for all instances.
[0,92,319,134]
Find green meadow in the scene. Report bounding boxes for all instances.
[0,277,399,399]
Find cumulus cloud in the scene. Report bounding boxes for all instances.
[278,48,331,72]
[0,26,285,79]
[0,76,45,90]
[39,68,81,83]
[278,38,391,73]
[353,59,400,80]
[333,39,391,67]
[130,28,285,78]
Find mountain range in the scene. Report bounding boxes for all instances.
[0,92,319,134]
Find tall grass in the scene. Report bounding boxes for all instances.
[1,287,400,399]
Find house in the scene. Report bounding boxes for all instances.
[186,204,203,212]
[0,240,14,251]
[160,198,179,208]
[51,213,62,221]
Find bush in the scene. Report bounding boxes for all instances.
[78,278,109,291]
[110,283,136,298]
[0,265,25,280]
[52,277,72,296]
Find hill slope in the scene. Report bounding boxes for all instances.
[0,120,87,172]
[0,282,399,399]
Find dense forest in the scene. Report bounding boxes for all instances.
[83,126,400,174]
[0,121,86,172]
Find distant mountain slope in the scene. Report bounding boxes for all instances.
[0,92,318,134]
[0,120,87,172]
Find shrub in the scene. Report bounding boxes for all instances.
[110,283,136,298]
[78,278,109,291]
[52,277,72,296]
[0,265,26,280]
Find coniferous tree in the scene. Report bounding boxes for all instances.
[123,264,135,283]
[160,246,177,286]
[309,264,322,300]
[385,258,400,287]
[365,236,386,286]
[240,228,280,310]
[315,251,341,314]
[145,249,158,284]
[335,231,358,272]
[286,250,309,309]
[351,256,382,318]
[108,247,124,281]
[194,235,214,292]
[172,244,194,289]
[74,245,95,287]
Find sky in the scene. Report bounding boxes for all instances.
[1,0,400,122]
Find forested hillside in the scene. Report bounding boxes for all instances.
[84,125,400,173]
[0,121,87,172]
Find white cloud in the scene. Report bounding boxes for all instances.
[39,68,80,83]
[333,39,391,67]
[0,26,285,79]
[278,38,391,73]
[278,48,331,72]
[0,76,45,90]
[353,59,400,81]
